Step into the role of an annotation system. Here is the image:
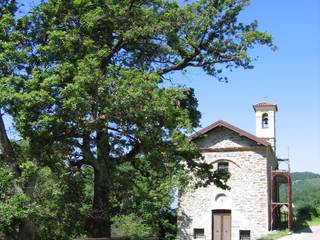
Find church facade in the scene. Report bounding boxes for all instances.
[177,103,280,240]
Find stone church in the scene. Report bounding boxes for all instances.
[177,102,283,240]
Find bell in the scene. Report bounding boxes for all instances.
[263,118,269,125]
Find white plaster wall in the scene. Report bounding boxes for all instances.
[255,106,277,152]
[255,109,276,139]
[177,128,271,240]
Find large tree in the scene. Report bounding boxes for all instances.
[0,0,18,164]
[0,0,274,237]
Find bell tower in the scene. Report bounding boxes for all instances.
[253,102,278,152]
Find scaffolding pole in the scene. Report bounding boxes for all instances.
[271,157,293,231]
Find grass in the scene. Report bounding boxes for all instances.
[258,215,320,240]
[307,216,320,226]
[258,230,288,240]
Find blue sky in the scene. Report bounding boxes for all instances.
[174,0,320,173]
[12,0,320,173]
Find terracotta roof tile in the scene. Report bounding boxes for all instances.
[253,102,278,111]
[254,102,275,106]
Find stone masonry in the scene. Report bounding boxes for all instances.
[177,125,277,240]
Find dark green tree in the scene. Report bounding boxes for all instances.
[0,0,274,237]
[0,0,18,163]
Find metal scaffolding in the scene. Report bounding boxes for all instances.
[270,158,293,231]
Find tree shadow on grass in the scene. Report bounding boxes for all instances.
[292,205,319,233]
[257,206,318,239]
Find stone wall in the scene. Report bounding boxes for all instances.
[177,127,273,240]
[194,127,258,149]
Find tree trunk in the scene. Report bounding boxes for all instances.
[88,166,111,238]
[18,173,38,240]
[0,110,14,165]
[18,221,36,240]
[87,128,112,238]
[18,144,41,240]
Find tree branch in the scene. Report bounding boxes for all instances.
[101,38,125,69]
[80,131,97,168]
[107,126,138,143]
[69,158,91,171]
[116,144,141,165]
[157,47,200,75]
[188,55,243,67]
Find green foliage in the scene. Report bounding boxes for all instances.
[111,156,179,238]
[0,0,274,237]
[33,168,92,240]
[291,171,320,181]
[157,208,177,240]
[0,167,38,233]
[0,193,35,230]
[279,172,320,209]
[278,171,320,236]
[112,214,153,238]
[259,205,320,239]
[293,178,320,209]
[292,205,320,232]
[0,168,13,197]
[0,139,94,239]
[296,205,319,221]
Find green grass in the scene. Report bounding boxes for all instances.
[258,216,320,240]
[307,216,320,226]
[261,173,320,240]
[258,230,288,240]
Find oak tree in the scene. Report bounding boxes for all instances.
[0,0,274,237]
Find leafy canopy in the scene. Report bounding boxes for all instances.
[0,0,274,237]
[0,0,274,184]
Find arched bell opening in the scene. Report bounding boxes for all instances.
[262,113,269,128]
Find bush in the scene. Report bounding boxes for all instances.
[296,205,319,221]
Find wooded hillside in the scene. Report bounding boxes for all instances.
[291,172,320,181]
[280,171,320,210]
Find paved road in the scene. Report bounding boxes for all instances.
[278,225,320,240]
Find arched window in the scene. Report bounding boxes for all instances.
[210,159,240,169]
[218,162,229,172]
[262,113,269,128]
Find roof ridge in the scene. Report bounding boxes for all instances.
[190,120,270,146]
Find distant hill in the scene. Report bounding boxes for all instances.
[279,172,320,209]
[291,172,320,181]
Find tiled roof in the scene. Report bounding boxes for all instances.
[190,120,270,146]
[253,102,278,111]
[254,102,275,106]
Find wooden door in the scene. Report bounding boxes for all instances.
[213,213,222,240]
[222,214,231,240]
[212,210,231,240]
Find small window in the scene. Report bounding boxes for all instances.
[218,162,229,172]
[194,228,204,238]
[262,113,269,129]
[239,230,251,240]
